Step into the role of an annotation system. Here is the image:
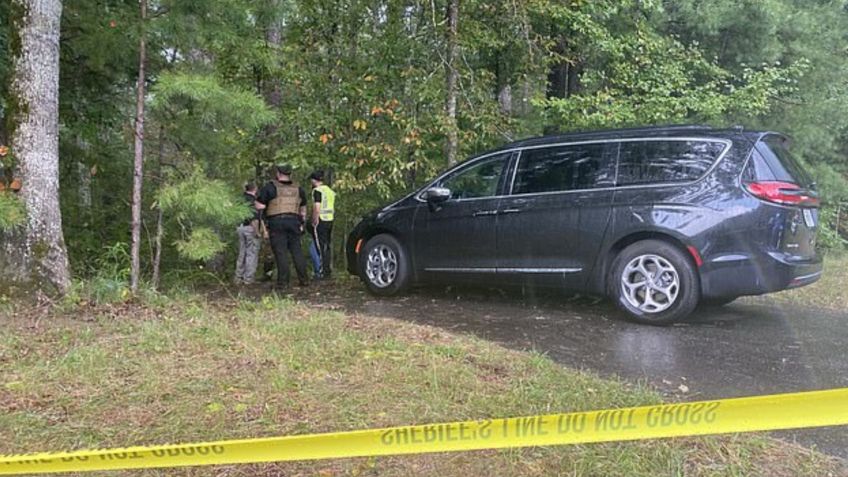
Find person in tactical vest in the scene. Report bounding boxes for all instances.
[255,164,309,290]
[307,170,335,280]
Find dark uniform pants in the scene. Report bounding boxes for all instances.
[311,220,333,277]
[267,215,308,286]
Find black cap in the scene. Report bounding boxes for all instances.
[308,170,324,181]
[275,164,293,175]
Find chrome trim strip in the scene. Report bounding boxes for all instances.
[424,267,582,274]
[711,254,750,263]
[424,267,497,273]
[415,137,732,204]
[498,267,582,274]
[793,271,822,282]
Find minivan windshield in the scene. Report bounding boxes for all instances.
[757,136,815,188]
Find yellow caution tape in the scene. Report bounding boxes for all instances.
[2,388,847,475]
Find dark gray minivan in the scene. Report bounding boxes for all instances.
[346,125,822,324]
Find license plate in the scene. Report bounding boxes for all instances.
[803,209,817,228]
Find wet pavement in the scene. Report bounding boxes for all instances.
[304,282,848,459]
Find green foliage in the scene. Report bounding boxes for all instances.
[8,0,846,281]
[536,18,806,130]
[158,171,248,262]
[174,227,227,262]
[809,162,848,204]
[0,192,24,231]
[96,242,132,282]
[61,243,133,306]
[158,172,249,225]
[817,205,848,251]
[151,72,275,174]
[153,73,275,130]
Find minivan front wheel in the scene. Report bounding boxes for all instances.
[610,240,699,325]
[360,234,410,296]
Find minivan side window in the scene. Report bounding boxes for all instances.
[512,143,611,195]
[439,153,509,199]
[616,140,726,186]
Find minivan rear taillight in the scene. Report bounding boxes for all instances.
[744,181,820,207]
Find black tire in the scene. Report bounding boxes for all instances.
[700,296,738,307]
[359,234,411,296]
[608,240,700,325]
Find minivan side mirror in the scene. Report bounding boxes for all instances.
[423,187,451,203]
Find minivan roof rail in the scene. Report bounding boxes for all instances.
[505,124,720,150]
[563,124,715,135]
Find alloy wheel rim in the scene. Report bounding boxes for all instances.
[620,254,680,314]
[366,244,398,288]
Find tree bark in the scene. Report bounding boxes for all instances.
[130,0,147,293]
[0,0,70,294]
[258,0,283,178]
[443,0,460,166]
[151,125,165,290]
[498,84,512,116]
[151,205,163,289]
[263,7,283,110]
[77,161,92,209]
[546,36,582,101]
[496,54,512,116]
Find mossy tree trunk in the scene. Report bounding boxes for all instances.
[0,0,70,295]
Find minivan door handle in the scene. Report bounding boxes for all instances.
[472,210,499,217]
[500,208,522,215]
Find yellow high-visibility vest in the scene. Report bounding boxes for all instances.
[315,184,336,221]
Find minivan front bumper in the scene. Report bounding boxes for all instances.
[700,251,823,298]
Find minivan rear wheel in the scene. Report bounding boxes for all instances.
[360,234,410,296]
[609,240,699,325]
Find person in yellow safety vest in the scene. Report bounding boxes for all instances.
[308,170,335,280]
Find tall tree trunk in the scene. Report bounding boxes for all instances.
[0,0,70,294]
[258,0,283,178]
[151,125,165,290]
[151,206,163,289]
[443,0,459,166]
[496,54,512,115]
[264,6,283,110]
[546,37,568,100]
[77,161,92,209]
[130,0,147,293]
[547,37,581,100]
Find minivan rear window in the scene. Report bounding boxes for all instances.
[755,136,814,188]
[616,140,726,186]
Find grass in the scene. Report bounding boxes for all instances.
[0,293,844,476]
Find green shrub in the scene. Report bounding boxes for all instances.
[174,227,227,261]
